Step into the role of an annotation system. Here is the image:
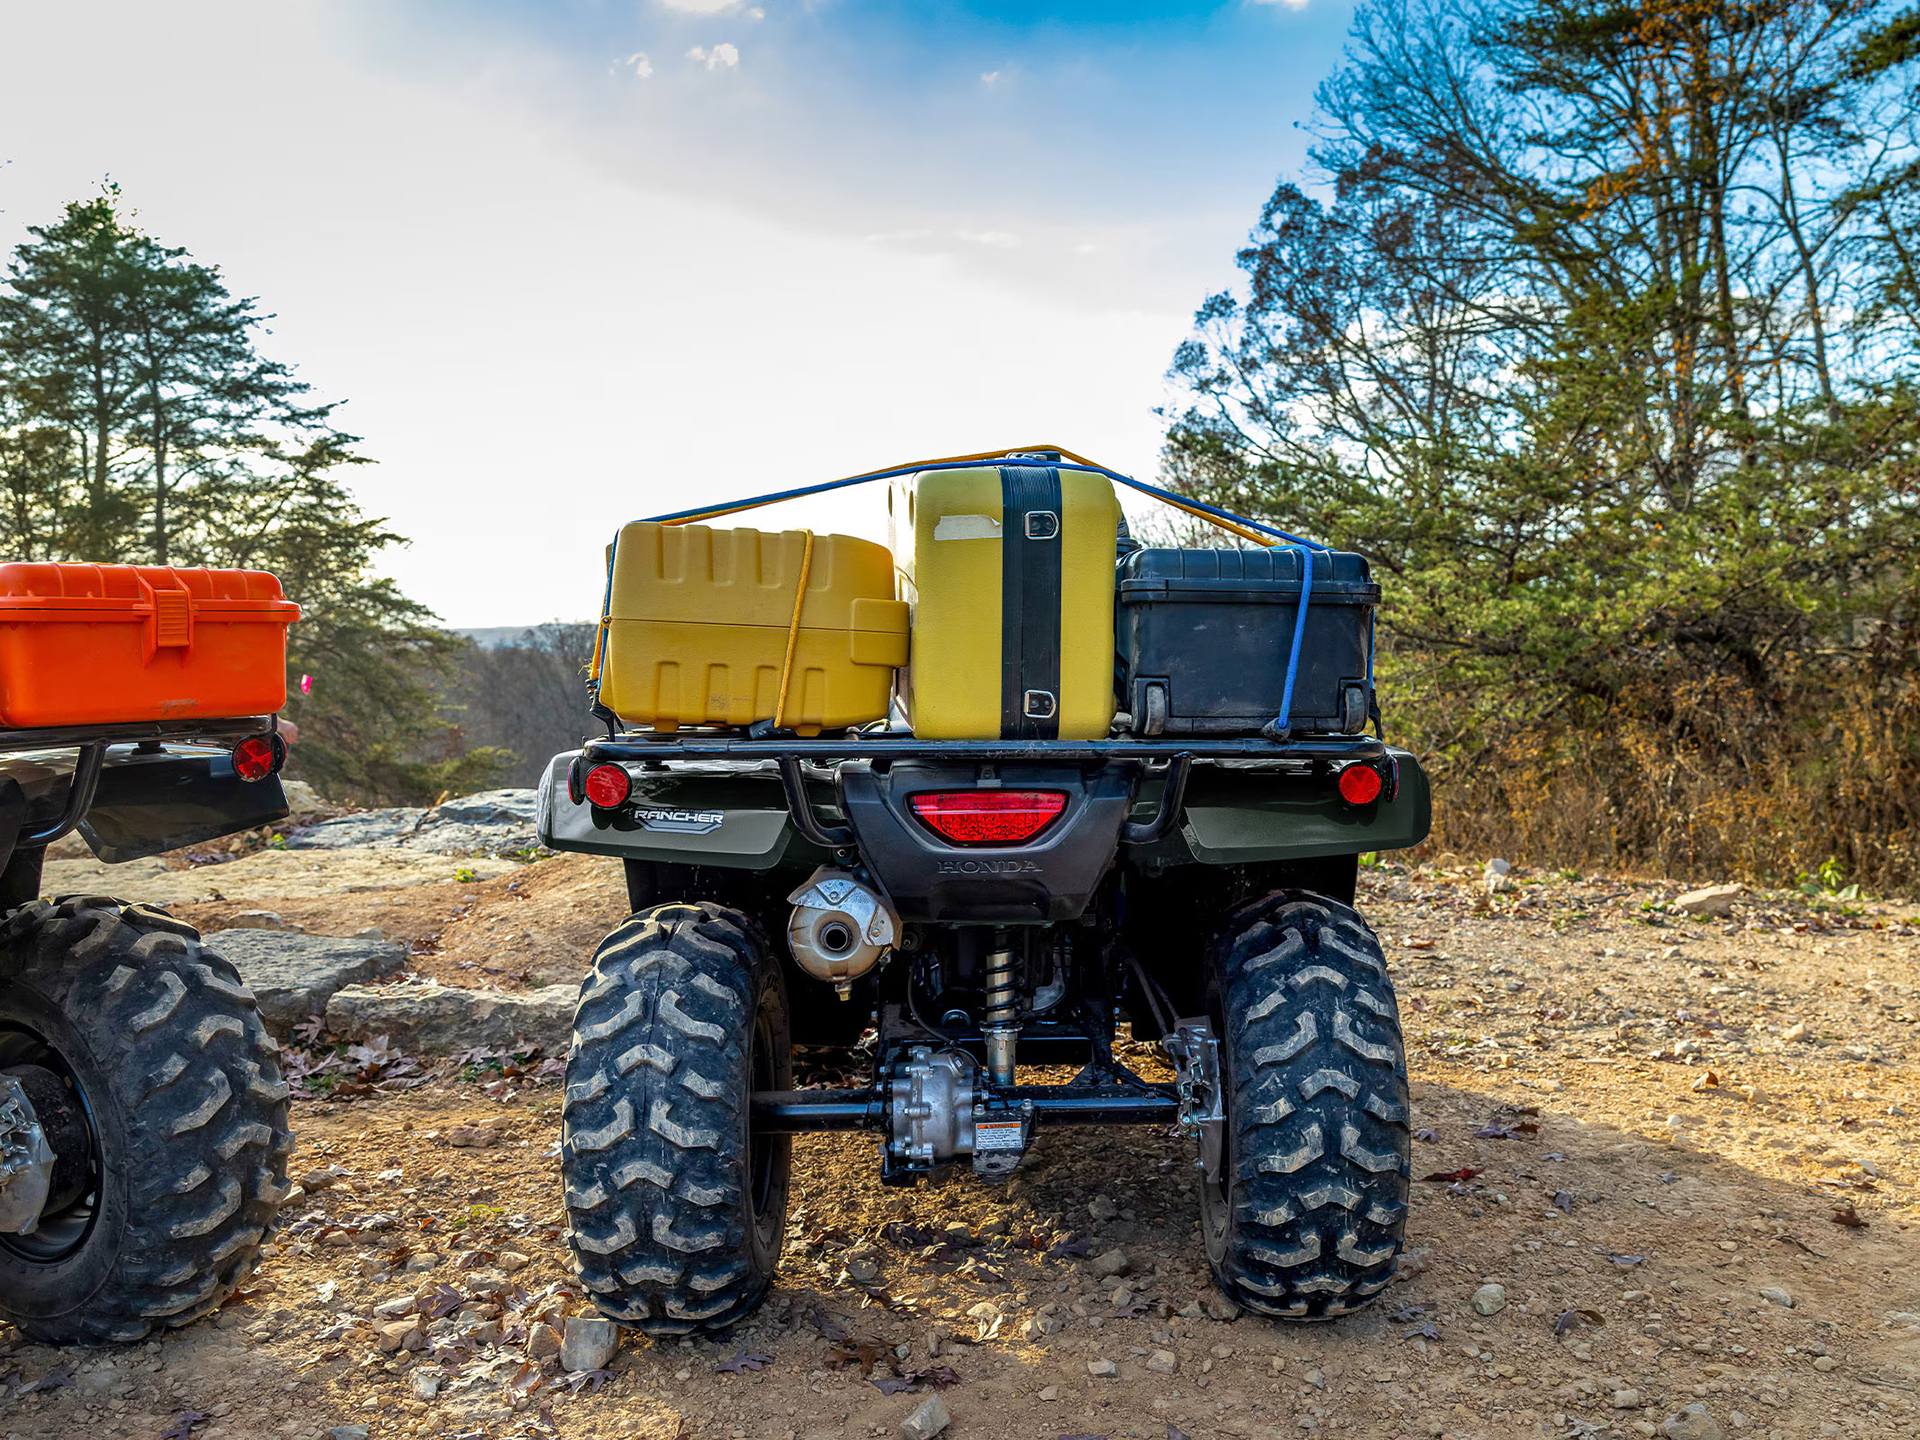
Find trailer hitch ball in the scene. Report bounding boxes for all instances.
[786,867,901,994]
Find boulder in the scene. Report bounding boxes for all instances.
[1661,1403,1727,1440]
[324,980,575,1053]
[561,1316,619,1372]
[204,930,408,1035]
[1670,884,1742,917]
[289,788,538,857]
[899,1394,952,1440]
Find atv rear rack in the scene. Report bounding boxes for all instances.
[581,731,1392,851]
[583,732,1388,763]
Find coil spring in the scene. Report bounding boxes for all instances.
[983,940,1017,1028]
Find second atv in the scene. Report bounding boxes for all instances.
[537,447,1430,1333]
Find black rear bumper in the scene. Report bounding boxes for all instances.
[0,718,289,875]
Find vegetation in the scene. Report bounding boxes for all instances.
[438,625,597,789]
[1166,0,1920,890]
[0,187,506,803]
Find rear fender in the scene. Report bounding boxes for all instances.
[78,745,290,862]
[535,750,816,869]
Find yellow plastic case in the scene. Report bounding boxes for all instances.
[891,463,1121,740]
[599,521,908,734]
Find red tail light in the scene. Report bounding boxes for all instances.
[584,763,632,809]
[910,790,1067,846]
[231,733,285,782]
[1337,763,1383,806]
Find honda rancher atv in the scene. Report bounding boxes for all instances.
[537,447,1430,1335]
[0,563,298,1343]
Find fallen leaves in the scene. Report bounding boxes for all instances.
[1553,1308,1605,1337]
[826,1339,893,1376]
[1475,1104,1542,1140]
[1420,1167,1483,1183]
[1832,1204,1870,1229]
[158,1411,210,1440]
[715,1351,774,1375]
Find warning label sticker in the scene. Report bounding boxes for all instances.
[974,1120,1024,1152]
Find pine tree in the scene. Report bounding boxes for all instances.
[0,186,507,803]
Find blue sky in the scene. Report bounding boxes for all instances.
[0,0,1356,624]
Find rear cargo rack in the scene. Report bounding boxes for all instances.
[583,733,1387,763]
[0,716,279,756]
[582,732,1390,853]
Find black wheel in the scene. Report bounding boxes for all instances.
[563,901,790,1335]
[1199,890,1410,1318]
[0,896,293,1344]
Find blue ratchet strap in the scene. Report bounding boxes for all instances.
[639,452,1333,737]
[645,458,1328,551]
[1264,543,1314,739]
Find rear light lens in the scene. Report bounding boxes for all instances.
[910,790,1067,846]
[1337,763,1384,806]
[584,763,632,809]
[231,733,285,782]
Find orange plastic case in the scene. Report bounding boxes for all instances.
[0,564,300,728]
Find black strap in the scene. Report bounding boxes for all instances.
[999,466,1062,739]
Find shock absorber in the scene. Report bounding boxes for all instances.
[982,928,1018,1086]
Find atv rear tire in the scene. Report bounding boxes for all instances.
[0,896,293,1344]
[563,902,790,1335]
[1200,890,1410,1318]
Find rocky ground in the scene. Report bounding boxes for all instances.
[7,801,1920,1440]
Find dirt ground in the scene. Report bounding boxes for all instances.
[7,849,1920,1440]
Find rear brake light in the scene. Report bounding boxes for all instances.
[1337,763,1383,806]
[232,733,285,782]
[910,790,1067,846]
[584,763,632,809]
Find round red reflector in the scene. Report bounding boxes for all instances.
[1337,764,1383,805]
[909,790,1068,846]
[232,734,280,782]
[584,763,632,809]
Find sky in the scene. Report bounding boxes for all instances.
[0,0,1355,626]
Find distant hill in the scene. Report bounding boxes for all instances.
[452,624,593,650]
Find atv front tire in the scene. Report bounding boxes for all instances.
[0,896,293,1344]
[562,902,790,1335]
[1200,890,1410,1318]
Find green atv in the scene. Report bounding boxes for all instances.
[537,456,1431,1335]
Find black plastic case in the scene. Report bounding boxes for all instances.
[1116,548,1379,736]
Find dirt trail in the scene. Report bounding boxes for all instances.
[5,853,1920,1440]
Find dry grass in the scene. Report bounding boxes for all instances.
[1404,658,1920,895]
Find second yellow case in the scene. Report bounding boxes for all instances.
[891,462,1122,740]
[599,521,908,734]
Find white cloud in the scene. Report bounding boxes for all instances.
[687,42,740,69]
[959,230,1020,249]
[1249,0,1311,9]
[657,0,741,13]
[980,70,1001,85]
[611,51,653,78]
